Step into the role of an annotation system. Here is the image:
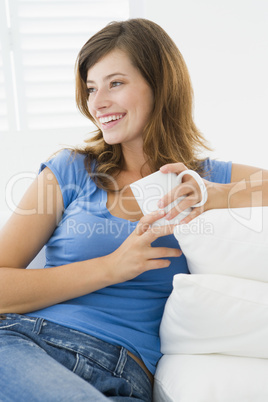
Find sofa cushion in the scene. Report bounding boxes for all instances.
[160,274,268,357]
[154,353,268,402]
[173,207,268,281]
[156,272,268,401]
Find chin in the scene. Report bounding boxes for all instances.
[102,134,122,146]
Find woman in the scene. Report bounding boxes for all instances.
[0,18,267,401]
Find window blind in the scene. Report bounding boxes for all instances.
[0,0,144,133]
[0,41,9,132]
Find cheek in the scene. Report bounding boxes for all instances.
[142,86,154,116]
[86,99,92,115]
[142,94,154,122]
[131,88,154,118]
[86,101,100,127]
[87,101,97,121]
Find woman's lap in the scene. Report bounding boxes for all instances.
[0,314,152,402]
[0,332,106,401]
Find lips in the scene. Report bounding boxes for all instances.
[97,113,126,130]
[98,114,124,124]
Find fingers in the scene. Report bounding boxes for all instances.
[145,248,182,271]
[135,209,178,244]
[157,166,207,222]
[145,259,172,270]
[135,209,166,236]
[164,190,203,221]
[147,247,182,259]
[137,218,176,243]
[179,206,203,224]
[144,251,182,271]
[158,180,199,210]
[126,209,183,275]
[142,223,176,242]
[160,162,187,174]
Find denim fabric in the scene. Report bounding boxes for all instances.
[0,314,153,401]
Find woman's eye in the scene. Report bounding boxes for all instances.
[87,87,96,95]
[111,81,122,88]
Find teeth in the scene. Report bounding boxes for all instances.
[99,114,123,124]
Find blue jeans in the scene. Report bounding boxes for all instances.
[0,314,152,401]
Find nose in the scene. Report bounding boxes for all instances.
[90,87,112,112]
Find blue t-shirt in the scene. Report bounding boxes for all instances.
[26,150,232,374]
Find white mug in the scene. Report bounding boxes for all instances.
[130,169,207,226]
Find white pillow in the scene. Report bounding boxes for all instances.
[160,274,268,357]
[154,354,268,402]
[156,208,268,402]
[173,207,268,281]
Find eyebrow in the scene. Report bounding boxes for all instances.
[86,73,128,84]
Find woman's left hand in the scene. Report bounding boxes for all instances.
[157,162,210,224]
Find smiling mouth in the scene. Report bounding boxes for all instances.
[98,114,124,124]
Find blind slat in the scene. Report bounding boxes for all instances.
[26,83,75,98]
[27,99,78,114]
[20,19,113,34]
[28,114,89,130]
[19,1,129,18]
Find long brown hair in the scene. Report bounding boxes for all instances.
[75,18,211,188]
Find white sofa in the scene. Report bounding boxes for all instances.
[154,207,268,402]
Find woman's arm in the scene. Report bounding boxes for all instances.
[206,163,268,210]
[0,167,110,314]
[157,162,268,224]
[0,168,180,314]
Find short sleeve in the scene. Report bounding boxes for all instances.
[39,149,88,209]
[202,158,232,184]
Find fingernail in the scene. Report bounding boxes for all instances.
[165,212,172,220]
[157,200,164,208]
[160,166,168,172]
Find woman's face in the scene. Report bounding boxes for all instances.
[86,49,154,149]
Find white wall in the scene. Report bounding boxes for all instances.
[0,127,90,212]
[145,0,268,168]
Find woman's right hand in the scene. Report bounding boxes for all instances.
[107,210,182,283]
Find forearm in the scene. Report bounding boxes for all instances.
[0,256,113,315]
[207,179,268,210]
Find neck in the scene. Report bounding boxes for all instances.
[121,144,151,177]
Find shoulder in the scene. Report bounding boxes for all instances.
[40,149,91,182]
[40,149,96,208]
[40,149,86,172]
[201,158,232,184]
